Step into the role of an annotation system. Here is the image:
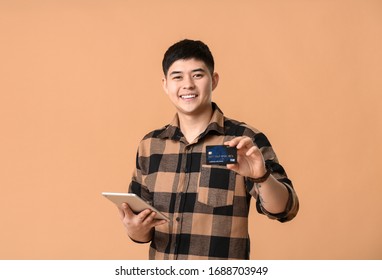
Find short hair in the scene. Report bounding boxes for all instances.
[162,39,215,76]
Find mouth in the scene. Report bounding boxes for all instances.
[180,94,198,100]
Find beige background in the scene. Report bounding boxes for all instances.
[0,0,381,259]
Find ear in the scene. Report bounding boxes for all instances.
[212,72,219,91]
[162,76,169,94]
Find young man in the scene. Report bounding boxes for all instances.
[118,39,299,260]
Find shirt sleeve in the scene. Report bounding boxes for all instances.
[245,132,299,222]
[128,144,152,203]
[127,147,153,243]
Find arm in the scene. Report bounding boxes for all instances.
[225,136,291,215]
[119,147,168,243]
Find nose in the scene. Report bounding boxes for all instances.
[182,75,195,89]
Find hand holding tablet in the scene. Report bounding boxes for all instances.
[102,192,170,222]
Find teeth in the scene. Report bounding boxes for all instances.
[181,94,196,99]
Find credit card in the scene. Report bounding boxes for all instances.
[206,145,237,165]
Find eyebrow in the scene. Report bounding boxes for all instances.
[169,68,206,76]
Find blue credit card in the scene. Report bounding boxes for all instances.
[206,145,237,165]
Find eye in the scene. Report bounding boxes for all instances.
[172,75,182,80]
[193,73,204,79]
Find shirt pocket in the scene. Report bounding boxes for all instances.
[197,164,236,208]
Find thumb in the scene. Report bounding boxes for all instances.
[226,163,239,173]
[118,203,135,219]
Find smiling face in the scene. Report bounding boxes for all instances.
[162,58,219,118]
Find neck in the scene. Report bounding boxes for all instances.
[178,105,213,144]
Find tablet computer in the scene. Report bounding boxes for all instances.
[101,192,170,222]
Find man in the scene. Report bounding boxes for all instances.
[118,39,299,260]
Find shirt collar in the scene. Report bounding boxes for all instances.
[158,102,225,141]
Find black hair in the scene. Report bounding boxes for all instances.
[162,39,215,76]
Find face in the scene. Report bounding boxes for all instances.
[162,58,219,117]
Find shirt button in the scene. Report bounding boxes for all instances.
[176,217,181,222]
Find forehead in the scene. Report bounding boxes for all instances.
[167,58,209,74]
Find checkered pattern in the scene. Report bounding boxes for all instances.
[129,103,299,260]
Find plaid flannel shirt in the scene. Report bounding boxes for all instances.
[129,103,299,260]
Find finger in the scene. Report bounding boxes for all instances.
[117,206,125,219]
[153,218,168,227]
[224,137,253,150]
[224,136,244,147]
[120,203,136,219]
[236,137,254,150]
[117,203,130,219]
[136,209,153,223]
[139,212,169,231]
[142,211,157,224]
[226,163,239,172]
[245,145,261,157]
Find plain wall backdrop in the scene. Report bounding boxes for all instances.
[0,0,381,259]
